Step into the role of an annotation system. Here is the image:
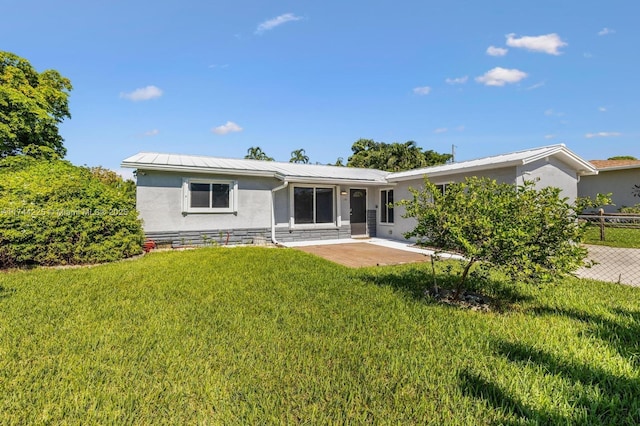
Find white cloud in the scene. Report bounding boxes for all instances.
[212,121,243,135]
[544,109,565,117]
[445,76,468,85]
[506,33,567,55]
[143,129,159,137]
[486,46,508,56]
[413,86,432,95]
[456,125,465,132]
[525,81,545,90]
[544,134,556,139]
[583,52,594,59]
[475,67,527,86]
[598,106,607,112]
[255,13,302,34]
[434,128,448,134]
[208,64,229,69]
[120,85,163,101]
[585,132,621,139]
[598,27,615,36]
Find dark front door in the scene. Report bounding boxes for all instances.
[350,189,367,236]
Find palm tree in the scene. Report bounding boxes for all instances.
[245,146,274,161]
[289,149,309,164]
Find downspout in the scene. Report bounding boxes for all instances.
[271,180,289,245]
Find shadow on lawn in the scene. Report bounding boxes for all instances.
[460,367,567,425]
[358,263,533,310]
[460,308,640,424]
[0,285,15,300]
[531,306,640,368]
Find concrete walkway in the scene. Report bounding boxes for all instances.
[284,238,463,268]
[575,245,640,286]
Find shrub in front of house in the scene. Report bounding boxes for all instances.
[399,177,602,298]
[0,154,144,268]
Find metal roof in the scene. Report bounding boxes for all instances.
[386,144,598,182]
[122,144,598,185]
[121,152,390,184]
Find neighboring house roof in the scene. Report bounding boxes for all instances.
[386,144,598,182]
[121,152,390,185]
[589,159,640,171]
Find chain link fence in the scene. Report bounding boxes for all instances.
[575,212,640,286]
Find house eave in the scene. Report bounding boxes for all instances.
[122,162,390,186]
[386,161,523,182]
[280,176,391,186]
[121,162,279,179]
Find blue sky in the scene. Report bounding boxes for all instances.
[3,1,639,174]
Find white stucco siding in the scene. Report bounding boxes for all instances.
[272,187,289,227]
[380,180,414,240]
[579,169,640,212]
[137,171,277,232]
[517,157,578,201]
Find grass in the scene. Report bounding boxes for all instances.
[583,225,640,248]
[1,247,640,424]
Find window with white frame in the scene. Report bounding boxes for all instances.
[435,184,448,195]
[183,179,237,213]
[426,183,450,203]
[380,189,394,223]
[292,186,335,225]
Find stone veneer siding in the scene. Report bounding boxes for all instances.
[144,225,351,247]
[367,209,377,237]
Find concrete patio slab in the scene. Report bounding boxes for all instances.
[294,242,431,268]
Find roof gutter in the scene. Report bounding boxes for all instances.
[386,162,523,182]
[271,180,289,245]
[120,163,277,179]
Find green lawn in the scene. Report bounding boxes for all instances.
[583,225,640,248]
[1,247,639,424]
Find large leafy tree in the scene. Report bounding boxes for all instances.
[289,148,309,164]
[244,146,274,161]
[0,51,72,158]
[347,138,451,171]
[399,177,607,298]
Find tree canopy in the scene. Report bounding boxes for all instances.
[290,148,309,164]
[0,51,72,158]
[607,155,638,161]
[244,146,274,161]
[346,139,451,171]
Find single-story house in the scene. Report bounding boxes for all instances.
[121,144,598,246]
[578,159,640,213]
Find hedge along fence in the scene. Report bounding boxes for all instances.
[0,155,144,268]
